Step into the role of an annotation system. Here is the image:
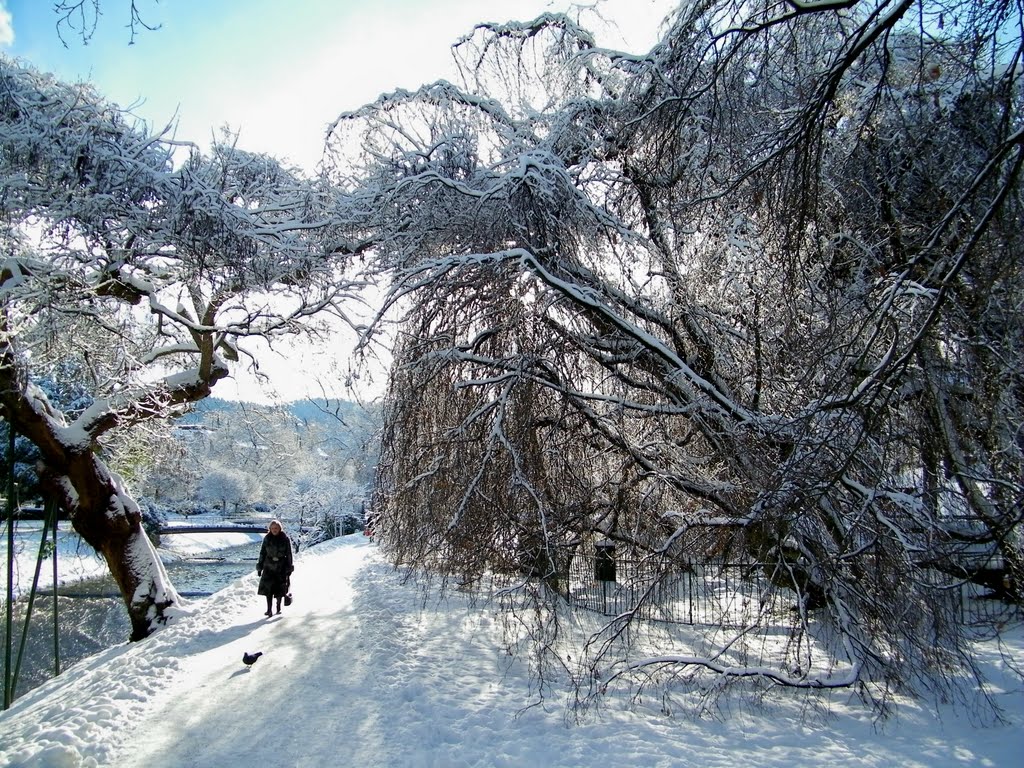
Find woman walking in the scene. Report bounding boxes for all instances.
[256,519,294,616]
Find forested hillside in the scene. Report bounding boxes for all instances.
[142,398,381,519]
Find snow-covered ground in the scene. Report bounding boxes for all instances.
[1,533,1021,767]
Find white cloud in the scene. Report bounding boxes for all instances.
[0,1,14,47]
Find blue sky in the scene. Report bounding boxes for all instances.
[0,0,671,173]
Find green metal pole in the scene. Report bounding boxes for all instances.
[4,427,16,710]
[11,500,52,699]
[52,507,60,676]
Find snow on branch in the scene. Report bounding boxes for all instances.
[514,248,752,423]
[620,654,862,689]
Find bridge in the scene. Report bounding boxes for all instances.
[159,525,268,535]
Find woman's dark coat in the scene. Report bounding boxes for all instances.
[257,531,294,598]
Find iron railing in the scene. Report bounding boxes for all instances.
[565,554,790,627]
[563,552,1018,628]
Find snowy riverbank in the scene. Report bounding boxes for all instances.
[0,514,263,600]
[1,534,1022,767]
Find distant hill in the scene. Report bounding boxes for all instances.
[181,397,381,432]
[176,397,382,466]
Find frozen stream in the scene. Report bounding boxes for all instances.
[3,537,263,700]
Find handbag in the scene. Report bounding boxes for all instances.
[284,593,293,606]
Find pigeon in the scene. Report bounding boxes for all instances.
[242,651,263,668]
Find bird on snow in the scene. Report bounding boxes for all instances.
[242,651,263,668]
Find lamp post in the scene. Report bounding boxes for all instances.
[4,425,16,709]
[595,541,617,614]
[52,500,60,676]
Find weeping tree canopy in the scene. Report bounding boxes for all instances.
[329,0,1024,714]
[0,57,366,639]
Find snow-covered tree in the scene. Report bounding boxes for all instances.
[0,58,364,640]
[126,397,380,522]
[336,1,1023,712]
[281,473,367,546]
[197,468,248,514]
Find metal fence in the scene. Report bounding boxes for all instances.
[565,550,1019,629]
[959,582,1020,625]
[566,552,792,627]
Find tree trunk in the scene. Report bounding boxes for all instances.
[0,375,181,641]
[45,449,180,641]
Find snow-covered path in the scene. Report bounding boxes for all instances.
[114,537,367,766]
[2,535,1021,768]
[112,538,700,767]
